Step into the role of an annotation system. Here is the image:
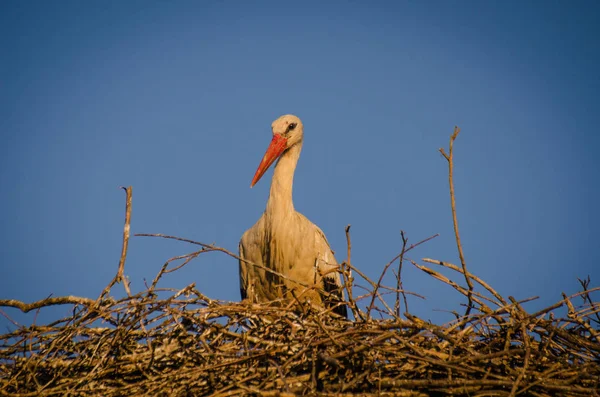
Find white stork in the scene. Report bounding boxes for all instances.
[239,114,347,317]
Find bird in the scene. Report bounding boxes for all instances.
[239,114,347,317]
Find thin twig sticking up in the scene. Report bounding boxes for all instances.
[98,186,133,300]
[343,225,363,321]
[439,127,474,322]
[394,231,409,318]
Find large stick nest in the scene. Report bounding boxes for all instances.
[0,274,598,396]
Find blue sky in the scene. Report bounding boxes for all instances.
[1,1,599,328]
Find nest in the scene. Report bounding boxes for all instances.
[1,129,599,396]
[1,264,599,397]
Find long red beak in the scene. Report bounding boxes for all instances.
[250,134,288,187]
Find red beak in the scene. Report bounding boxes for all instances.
[251,134,288,187]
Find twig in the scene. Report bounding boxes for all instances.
[342,226,363,321]
[563,292,599,343]
[410,260,496,310]
[422,258,507,307]
[365,232,434,319]
[508,296,532,397]
[0,308,19,327]
[367,254,396,319]
[395,230,409,318]
[439,126,474,323]
[150,250,207,290]
[578,276,600,325]
[98,186,133,300]
[0,296,96,313]
[385,233,439,265]
[528,286,600,319]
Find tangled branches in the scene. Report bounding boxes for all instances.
[0,273,598,396]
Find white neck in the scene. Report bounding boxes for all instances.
[266,143,302,219]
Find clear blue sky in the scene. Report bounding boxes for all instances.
[1,1,599,328]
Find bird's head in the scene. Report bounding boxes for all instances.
[250,114,303,187]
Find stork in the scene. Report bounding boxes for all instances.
[239,115,347,317]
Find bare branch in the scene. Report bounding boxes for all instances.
[0,296,96,313]
[395,230,409,318]
[439,126,474,323]
[98,186,133,301]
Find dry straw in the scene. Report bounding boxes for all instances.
[1,128,598,396]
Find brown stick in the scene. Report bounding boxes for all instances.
[508,296,532,397]
[0,296,96,313]
[422,258,507,307]
[395,231,409,318]
[578,276,600,325]
[343,225,364,321]
[439,127,474,322]
[98,186,133,300]
[365,232,434,319]
[563,292,599,343]
[367,253,397,319]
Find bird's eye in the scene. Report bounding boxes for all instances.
[288,123,297,131]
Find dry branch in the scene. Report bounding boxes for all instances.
[98,185,133,300]
[439,127,475,321]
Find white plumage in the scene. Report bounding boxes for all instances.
[239,115,347,317]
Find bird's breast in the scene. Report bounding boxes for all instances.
[265,213,314,272]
